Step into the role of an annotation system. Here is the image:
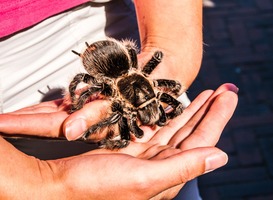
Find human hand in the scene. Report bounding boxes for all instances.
[0,133,227,200]
[0,83,238,146]
[53,146,227,200]
[0,83,238,199]
[0,98,70,138]
[59,83,237,199]
[64,83,238,147]
[0,97,109,139]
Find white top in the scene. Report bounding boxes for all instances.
[0,1,139,113]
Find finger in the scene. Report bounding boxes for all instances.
[168,83,238,148]
[0,111,68,137]
[63,100,111,140]
[7,99,66,114]
[148,89,214,145]
[142,147,228,199]
[179,91,238,150]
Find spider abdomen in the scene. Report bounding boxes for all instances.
[82,40,131,78]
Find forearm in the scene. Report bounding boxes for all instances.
[134,0,203,89]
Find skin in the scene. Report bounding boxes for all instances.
[135,0,203,90]
[0,83,238,199]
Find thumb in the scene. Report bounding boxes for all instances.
[0,112,68,138]
[63,100,111,140]
[146,147,228,197]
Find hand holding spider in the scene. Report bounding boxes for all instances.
[68,39,185,149]
[0,83,238,199]
[0,84,238,148]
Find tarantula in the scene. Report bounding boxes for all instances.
[69,38,184,149]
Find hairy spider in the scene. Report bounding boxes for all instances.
[69,38,184,149]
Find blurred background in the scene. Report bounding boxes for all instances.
[190,0,273,199]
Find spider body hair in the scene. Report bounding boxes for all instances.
[69,38,184,149]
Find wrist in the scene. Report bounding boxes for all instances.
[135,0,203,89]
[139,37,202,91]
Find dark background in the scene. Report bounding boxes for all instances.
[191,0,273,199]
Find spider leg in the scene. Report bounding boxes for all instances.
[128,113,144,138]
[69,73,113,112]
[98,117,130,149]
[71,85,104,112]
[153,79,182,95]
[69,73,95,111]
[119,117,131,140]
[141,51,163,75]
[99,102,131,149]
[101,114,145,149]
[156,104,167,126]
[158,92,184,119]
[83,101,129,149]
[112,102,132,142]
[69,73,94,96]
[82,112,122,140]
[124,44,138,69]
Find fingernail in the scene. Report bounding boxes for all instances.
[65,118,87,140]
[227,83,239,94]
[205,151,228,173]
[232,86,239,94]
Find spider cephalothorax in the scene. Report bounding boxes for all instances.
[69,38,184,149]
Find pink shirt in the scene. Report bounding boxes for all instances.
[0,0,89,38]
